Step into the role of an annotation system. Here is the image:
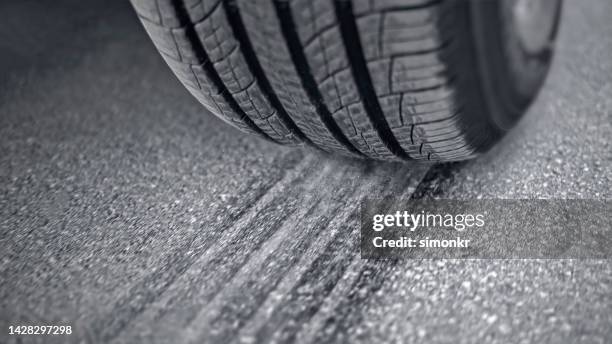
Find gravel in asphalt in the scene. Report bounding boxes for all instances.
[0,0,610,343]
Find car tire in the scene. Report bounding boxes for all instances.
[130,0,562,162]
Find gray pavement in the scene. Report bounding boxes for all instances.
[0,0,611,343]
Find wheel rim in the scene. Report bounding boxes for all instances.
[510,0,561,55]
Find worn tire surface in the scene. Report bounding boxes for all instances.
[130,0,561,162]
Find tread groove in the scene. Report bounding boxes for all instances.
[222,0,314,146]
[168,0,274,141]
[333,0,412,160]
[273,1,365,157]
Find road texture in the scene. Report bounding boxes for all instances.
[0,0,611,343]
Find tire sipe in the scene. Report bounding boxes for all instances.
[131,0,562,162]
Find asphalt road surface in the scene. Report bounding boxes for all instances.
[1,0,611,343]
